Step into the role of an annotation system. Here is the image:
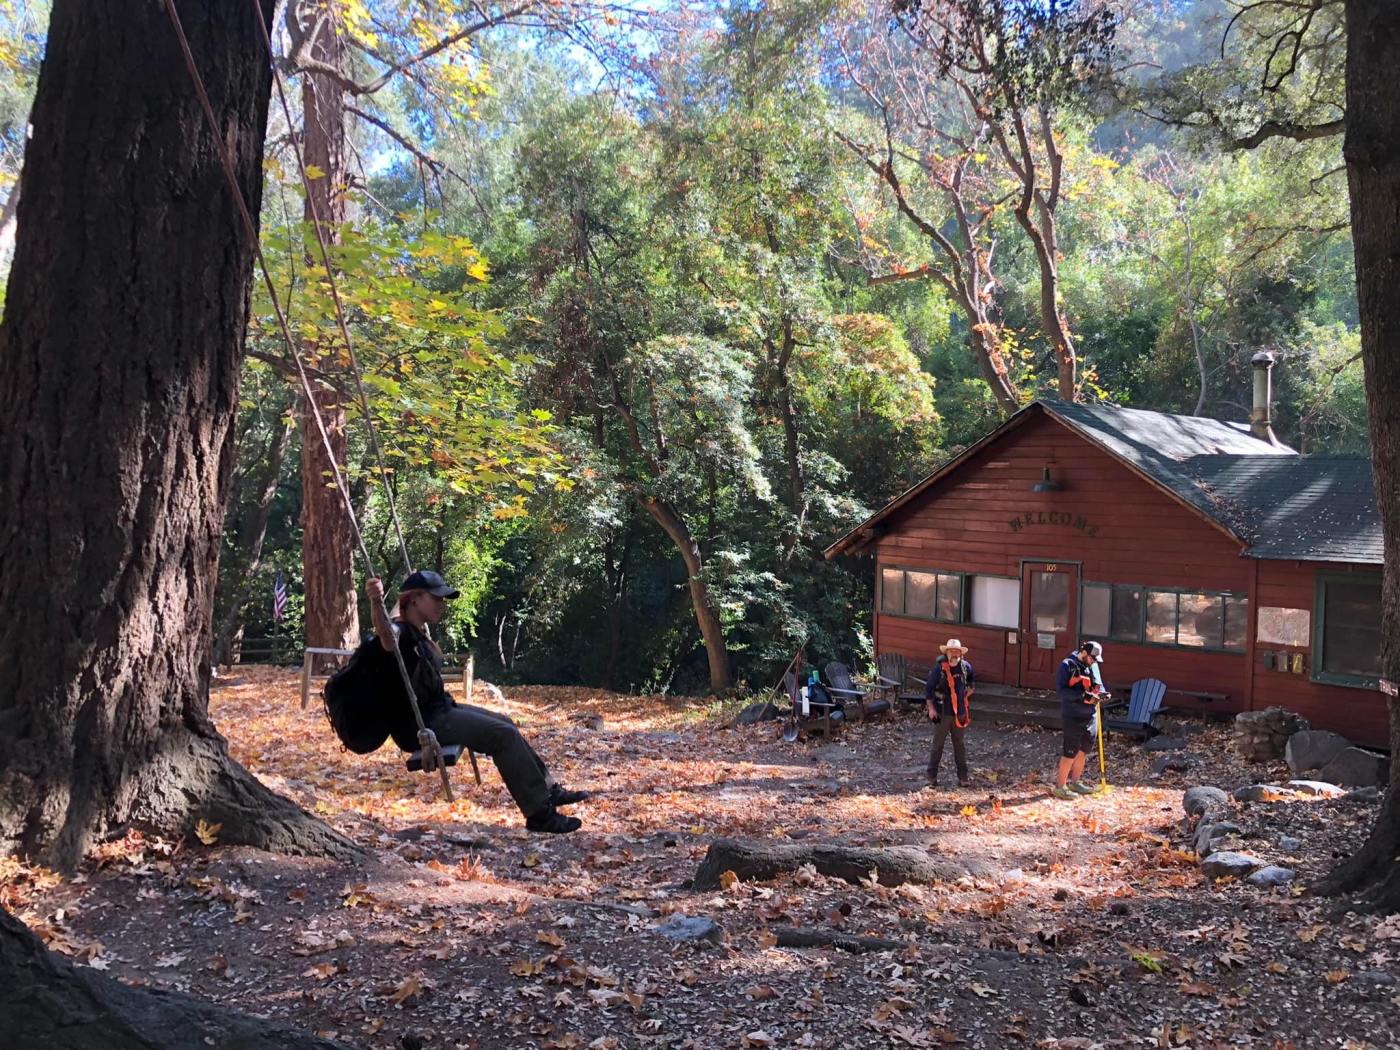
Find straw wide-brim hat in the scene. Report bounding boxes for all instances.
[939,639,967,655]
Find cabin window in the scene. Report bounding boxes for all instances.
[1083,582,1247,652]
[1030,571,1071,632]
[969,575,1020,628]
[1313,575,1382,687]
[1258,607,1310,647]
[880,566,963,623]
[880,568,904,614]
[905,571,937,618]
[1081,584,1145,643]
[1145,592,1178,644]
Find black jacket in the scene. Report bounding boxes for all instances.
[923,656,975,719]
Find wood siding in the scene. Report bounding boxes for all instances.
[873,415,1252,710]
[1253,559,1387,747]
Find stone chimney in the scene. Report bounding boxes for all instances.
[1250,350,1280,446]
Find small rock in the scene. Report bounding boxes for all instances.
[1151,755,1196,775]
[1340,786,1381,804]
[1355,970,1398,987]
[1233,784,1296,803]
[1183,786,1230,818]
[1144,736,1187,752]
[1286,780,1347,798]
[1246,865,1295,888]
[1199,851,1264,879]
[1285,730,1351,776]
[734,702,780,727]
[1195,821,1243,858]
[1317,747,1388,788]
[1278,836,1302,852]
[655,915,723,943]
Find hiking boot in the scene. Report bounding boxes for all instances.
[526,808,582,834]
[1051,785,1078,801]
[1067,781,1096,795]
[550,784,590,807]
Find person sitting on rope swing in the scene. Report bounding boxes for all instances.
[367,571,587,834]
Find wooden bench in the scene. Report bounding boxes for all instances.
[1167,689,1229,722]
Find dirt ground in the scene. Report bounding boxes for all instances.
[5,668,1398,1049]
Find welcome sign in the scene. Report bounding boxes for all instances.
[1008,510,1099,537]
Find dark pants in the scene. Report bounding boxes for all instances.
[428,703,552,817]
[928,719,968,782]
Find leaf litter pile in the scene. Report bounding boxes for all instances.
[6,667,1398,1049]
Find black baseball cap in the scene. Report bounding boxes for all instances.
[400,570,459,599]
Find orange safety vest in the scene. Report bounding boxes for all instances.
[941,660,972,729]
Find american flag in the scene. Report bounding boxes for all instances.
[272,571,288,622]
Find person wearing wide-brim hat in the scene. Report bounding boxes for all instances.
[924,638,975,788]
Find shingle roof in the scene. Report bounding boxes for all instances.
[1041,399,1296,534]
[1186,455,1382,563]
[825,399,1380,564]
[1043,401,1380,563]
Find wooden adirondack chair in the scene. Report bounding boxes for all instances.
[825,661,892,719]
[1102,678,1166,739]
[877,652,928,708]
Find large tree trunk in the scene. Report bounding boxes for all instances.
[1315,0,1400,911]
[0,0,355,871]
[294,0,360,651]
[0,908,352,1050]
[641,496,732,693]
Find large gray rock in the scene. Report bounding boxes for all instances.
[1183,786,1230,818]
[1246,865,1295,888]
[655,915,723,943]
[1232,784,1291,803]
[1200,851,1264,880]
[1317,747,1389,788]
[1285,730,1351,776]
[1285,780,1347,798]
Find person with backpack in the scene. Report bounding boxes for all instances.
[1052,640,1105,801]
[924,639,974,788]
[367,572,587,833]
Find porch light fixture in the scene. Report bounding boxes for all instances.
[1031,467,1062,493]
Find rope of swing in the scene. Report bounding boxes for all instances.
[160,0,453,801]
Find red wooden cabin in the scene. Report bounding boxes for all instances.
[825,373,1386,746]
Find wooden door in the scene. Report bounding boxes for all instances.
[1020,561,1079,689]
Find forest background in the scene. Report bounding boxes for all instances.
[0,0,1362,697]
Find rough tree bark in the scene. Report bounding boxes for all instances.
[0,908,351,1050]
[1315,0,1400,911]
[292,0,360,652]
[0,0,355,870]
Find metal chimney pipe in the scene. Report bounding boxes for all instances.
[1250,350,1279,445]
